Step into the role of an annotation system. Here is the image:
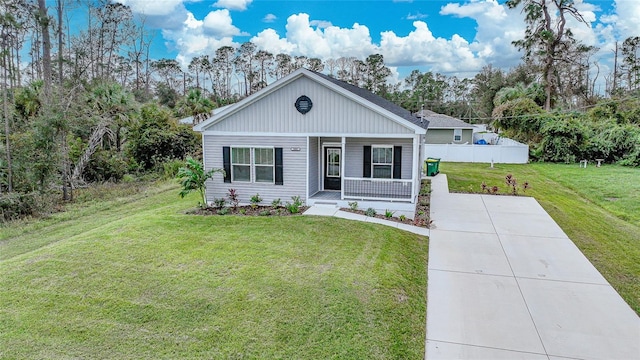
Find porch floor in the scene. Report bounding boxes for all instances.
[309,191,341,200]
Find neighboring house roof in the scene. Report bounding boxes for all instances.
[313,72,429,130]
[416,109,474,129]
[179,104,234,125]
[194,68,428,134]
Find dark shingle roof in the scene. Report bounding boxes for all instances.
[416,109,474,129]
[312,72,429,130]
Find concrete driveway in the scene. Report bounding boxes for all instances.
[426,174,640,360]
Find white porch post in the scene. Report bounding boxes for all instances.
[341,136,346,200]
[412,134,420,203]
[305,136,310,203]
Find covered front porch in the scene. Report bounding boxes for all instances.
[306,135,423,218]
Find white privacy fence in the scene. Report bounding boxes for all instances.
[425,138,529,164]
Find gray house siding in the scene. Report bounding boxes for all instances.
[203,77,415,135]
[342,138,414,179]
[203,135,307,205]
[425,128,473,144]
[308,137,319,195]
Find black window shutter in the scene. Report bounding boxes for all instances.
[393,146,402,179]
[275,148,283,185]
[222,146,231,183]
[363,146,371,178]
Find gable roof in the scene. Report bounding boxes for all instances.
[312,71,429,130]
[194,68,428,134]
[416,109,474,129]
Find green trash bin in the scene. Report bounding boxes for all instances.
[426,158,439,176]
[433,158,441,174]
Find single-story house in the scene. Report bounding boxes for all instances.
[193,68,430,218]
[418,109,474,144]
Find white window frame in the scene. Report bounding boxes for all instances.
[253,147,275,183]
[326,148,341,178]
[453,128,463,142]
[230,146,275,184]
[371,145,394,179]
[231,147,251,182]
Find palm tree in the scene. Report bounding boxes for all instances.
[175,88,215,125]
[177,157,224,208]
[71,83,136,182]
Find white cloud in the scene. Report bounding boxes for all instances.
[440,0,523,68]
[252,28,296,54]
[263,13,277,23]
[260,13,377,59]
[203,9,243,37]
[117,0,184,16]
[310,20,333,29]
[406,12,427,20]
[115,0,190,30]
[602,0,640,40]
[380,21,483,73]
[213,0,252,11]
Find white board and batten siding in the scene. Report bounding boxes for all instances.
[203,135,307,205]
[201,76,416,136]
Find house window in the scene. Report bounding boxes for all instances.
[231,148,251,182]
[453,129,463,142]
[372,146,393,178]
[254,148,274,183]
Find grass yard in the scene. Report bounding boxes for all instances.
[0,182,428,359]
[441,162,640,314]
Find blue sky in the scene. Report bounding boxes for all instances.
[115,0,638,83]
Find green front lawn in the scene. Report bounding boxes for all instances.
[0,183,428,359]
[441,162,640,314]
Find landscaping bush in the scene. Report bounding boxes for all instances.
[0,191,56,222]
[82,149,128,183]
[539,115,590,163]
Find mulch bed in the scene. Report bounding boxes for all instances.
[185,181,432,228]
[187,205,309,217]
[340,187,431,228]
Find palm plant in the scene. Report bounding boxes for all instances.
[177,157,224,208]
[175,89,215,125]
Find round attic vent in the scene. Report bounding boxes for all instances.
[295,95,313,114]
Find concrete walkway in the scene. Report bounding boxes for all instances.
[303,205,430,237]
[426,174,640,360]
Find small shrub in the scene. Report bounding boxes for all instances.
[217,207,229,215]
[399,214,407,221]
[213,197,226,209]
[227,188,239,209]
[250,193,262,209]
[162,159,184,179]
[364,207,377,217]
[419,197,430,206]
[271,198,282,208]
[259,210,271,216]
[239,208,246,215]
[384,209,395,218]
[0,191,56,222]
[419,181,431,195]
[122,174,136,183]
[285,195,304,214]
[348,201,358,211]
